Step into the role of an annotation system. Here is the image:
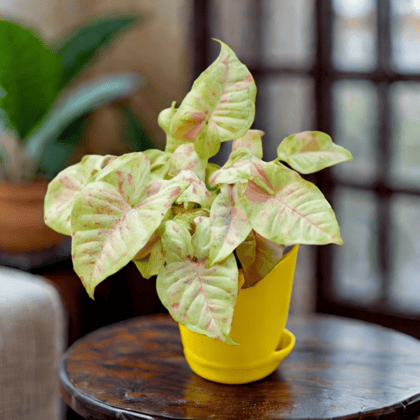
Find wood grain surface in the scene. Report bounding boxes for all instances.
[60,314,420,420]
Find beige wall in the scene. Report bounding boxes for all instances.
[0,0,193,154]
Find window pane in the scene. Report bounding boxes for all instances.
[210,0,257,66]
[261,0,315,69]
[390,194,420,312]
[332,80,378,183]
[333,188,381,304]
[390,82,420,188]
[332,0,377,71]
[391,0,420,73]
[258,76,314,161]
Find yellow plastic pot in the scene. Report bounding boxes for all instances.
[179,245,299,384]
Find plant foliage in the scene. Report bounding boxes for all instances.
[0,15,150,181]
[44,41,353,343]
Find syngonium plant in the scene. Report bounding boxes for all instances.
[44,41,352,344]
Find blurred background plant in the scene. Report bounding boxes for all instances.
[0,14,153,182]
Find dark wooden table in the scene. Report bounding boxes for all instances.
[60,314,420,420]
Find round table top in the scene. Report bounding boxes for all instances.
[60,314,420,420]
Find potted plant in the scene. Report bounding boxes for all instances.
[44,41,352,384]
[0,15,152,253]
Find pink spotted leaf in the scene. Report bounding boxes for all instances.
[277,131,353,174]
[44,154,114,235]
[71,169,201,298]
[237,162,343,246]
[208,184,251,266]
[170,41,257,160]
[235,230,285,288]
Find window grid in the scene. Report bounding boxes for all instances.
[193,0,420,338]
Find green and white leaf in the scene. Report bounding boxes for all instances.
[71,170,197,298]
[93,152,151,206]
[156,252,238,343]
[172,208,209,232]
[158,101,190,153]
[167,143,207,181]
[143,149,171,181]
[277,131,353,174]
[208,184,251,266]
[191,216,211,260]
[44,154,113,235]
[236,230,284,288]
[161,220,194,263]
[209,148,258,187]
[232,129,264,159]
[209,148,275,194]
[237,162,343,246]
[170,40,256,160]
[133,239,165,279]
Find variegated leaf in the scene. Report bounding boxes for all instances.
[167,143,207,181]
[191,216,211,260]
[161,220,194,264]
[71,170,200,297]
[232,129,264,159]
[277,131,353,174]
[236,230,284,288]
[209,149,275,194]
[237,162,343,246]
[156,253,238,343]
[133,239,165,279]
[44,154,114,235]
[208,184,251,266]
[170,41,256,160]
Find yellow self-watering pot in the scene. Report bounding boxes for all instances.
[179,245,299,384]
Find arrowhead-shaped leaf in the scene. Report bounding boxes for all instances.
[277,131,353,174]
[167,143,207,181]
[158,101,191,154]
[236,230,284,288]
[170,40,257,160]
[44,154,114,235]
[71,169,199,297]
[209,184,251,265]
[161,220,194,263]
[209,148,275,194]
[191,216,212,260]
[232,129,264,159]
[143,149,171,181]
[209,148,259,187]
[237,162,343,246]
[157,251,238,343]
[133,239,164,278]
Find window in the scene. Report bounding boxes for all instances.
[192,0,420,338]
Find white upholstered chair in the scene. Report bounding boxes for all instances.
[0,266,67,420]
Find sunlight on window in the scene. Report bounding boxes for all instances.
[332,0,376,71]
[391,0,420,72]
[391,194,420,312]
[333,188,381,305]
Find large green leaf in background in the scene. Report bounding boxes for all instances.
[24,74,143,165]
[57,15,140,91]
[0,21,61,139]
[119,105,154,152]
[37,112,90,178]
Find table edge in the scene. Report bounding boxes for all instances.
[59,314,420,420]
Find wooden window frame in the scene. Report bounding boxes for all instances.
[192,0,420,338]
